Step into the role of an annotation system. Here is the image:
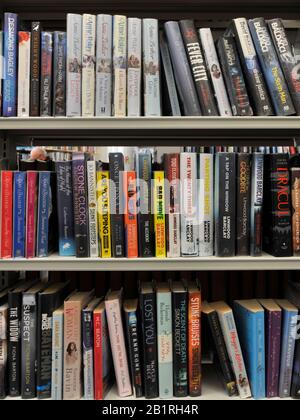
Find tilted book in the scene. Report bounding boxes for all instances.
[87,160,99,258]
[82,14,96,117]
[53,31,66,116]
[153,171,166,258]
[127,18,142,116]
[13,172,26,257]
[17,31,31,117]
[40,32,53,117]
[113,15,127,117]
[3,13,18,117]
[30,21,41,117]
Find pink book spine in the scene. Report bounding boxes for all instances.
[105,298,132,397]
[26,171,38,258]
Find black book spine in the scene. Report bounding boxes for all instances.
[53,31,66,116]
[140,292,158,398]
[72,155,89,257]
[30,21,41,116]
[109,153,125,257]
[250,153,264,256]
[214,153,236,257]
[217,36,253,116]
[40,32,53,116]
[172,291,188,397]
[125,310,143,398]
[179,20,218,116]
[8,291,22,396]
[291,339,300,399]
[236,153,251,256]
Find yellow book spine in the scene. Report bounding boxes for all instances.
[154,171,166,258]
[96,171,112,258]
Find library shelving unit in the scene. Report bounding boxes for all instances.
[1,0,300,401]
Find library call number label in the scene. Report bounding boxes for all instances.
[102,405,199,417]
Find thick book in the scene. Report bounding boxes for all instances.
[51,306,64,400]
[127,18,142,116]
[250,153,264,256]
[3,13,18,117]
[17,31,31,117]
[66,14,82,117]
[25,171,38,258]
[113,15,127,117]
[291,167,300,256]
[123,171,138,258]
[214,153,236,257]
[40,32,53,116]
[82,14,96,117]
[87,161,99,258]
[95,15,112,116]
[53,31,66,116]
[72,153,89,257]
[139,282,159,398]
[13,172,26,257]
[164,21,202,116]
[96,167,112,258]
[236,153,251,256]
[105,290,132,397]
[249,17,295,116]
[30,21,41,117]
[36,171,52,257]
[187,282,201,397]
[233,300,266,399]
[0,171,13,259]
[153,171,166,258]
[124,299,143,398]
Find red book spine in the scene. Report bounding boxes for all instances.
[94,311,103,400]
[26,171,38,258]
[0,171,13,258]
[188,290,202,396]
[123,171,138,258]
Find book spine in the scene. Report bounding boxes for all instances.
[154,171,166,258]
[0,31,3,113]
[36,172,51,257]
[198,153,214,257]
[266,311,282,398]
[109,153,125,257]
[188,290,201,397]
[82,14,96,117]
[30,21,41,117]
[164,21,201,116]
[82,310,94,400]
[125,310,143,398]
[291,340,300,398]
[236,153,251,256]
[51,311,64,400]
[113,15,127,116]
[17,31,31,117]
[0,171,13,258]
[255,312,266,399]
[93,311,103,400]
[53,31,66,116]
[249,18,295,116]
[179,20,218,116]
[123,171,138,258]
[250,153,264,256]
[199,28,232,116]
[87,161,99,258]
[40,32,53,116]
[72,156,89,257]
[8,291,21,396]
[180,153,198,256]
[233,18,273,116]
[25,172,38,258]
[66,14,82,117]
[13,172,26,258]
[96,170,112,258]
[95,15,112,116]
[0,340,7,398]
[3,13,18,117]
[291,168,300,256]
[127,18,141,116]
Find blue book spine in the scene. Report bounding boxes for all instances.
[13,172,26,258]
[36,172,51,257]
[3,13,18,117]
[255,311,266,399]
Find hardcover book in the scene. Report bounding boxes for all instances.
[127,18,142,116]
[0,171,13,259]
[53,31,66,116]
[87,160,99,258]
[187,282,201,397]
[96,15,112,116]
[17,31,31,117]
[30,21,41,117]
[3,13,18,117]
[36,171,52,258]
[82,14,96,117]
[96,167,112,258]
[40,32,53,116]
[250,153,264,256]
[236,153,251,256]
[123,171,138,258]
[12,172,26,257]
[113,15,127,117]
[25,171,38,258]
[51,306,64,400]
[153,171,166,258]
[291,167,300,256]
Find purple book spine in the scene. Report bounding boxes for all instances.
[266,311,282,398]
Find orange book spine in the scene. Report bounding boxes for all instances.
[93,311,103,400]
[123,171,138,258]
[0,171,13,258]
[188,290,202,396]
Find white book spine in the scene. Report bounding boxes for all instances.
[82,14,96,117]
[96,14,112,116]
[0,32,3,113]
[143,19,161,116]
[127,18,142,116]
[67,14,82,117]
[17,32,31,117]
[199,28,232,116]
[180,153,198,256]
[198,153,214,256]
[113,15,127,117]
[51,311,64,400]
[234,18,257,59]
[87,160,99,258]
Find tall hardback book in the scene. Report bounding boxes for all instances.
[268,18,300,115]
[109,153,125,257]
[164,21,202,116]
[87,160,99,258]
[233,300,266,399]
[17,31,31,117]
[236,153,251,256]
[51,305,64,400]
[123,171,138,258]
[72,153,89,257]
[153,171,166,258]
[3,13,18,117]
[250,153,264,256]
[25,171,38,258]
[113,15,127,117]
[66,14,82,117]
[96,15,112,116]
[202,301,238,397]
[172,282,188,397]
[96,166,112,258]
[276,299,298,398]
[211,301,252,399]
[199,28,232,116]
[82,14,96,117]
[53,31,66,116]
[139,282,159,398]
[259,299,282,398]
[63,290,94,400]
[127,18,142,116]
[291,167,300,256]
[123,299,143,398]
[30,21,41,117]
[105,289,132,397]
[180,20,218,116]
[40,32,53,116]
[231,18,273,116]
[214,153,236,257]
[0,171,13,259]
[249,17,295,116]
[263,154,292,257]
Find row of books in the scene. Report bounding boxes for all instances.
[1,13,300,117]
